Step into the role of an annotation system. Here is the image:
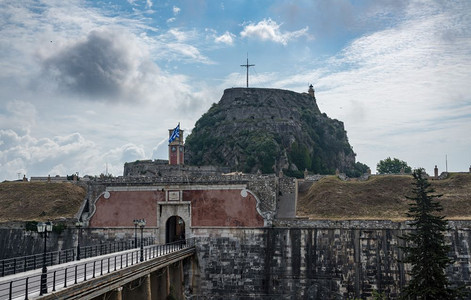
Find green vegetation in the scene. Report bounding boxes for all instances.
[400,169,459,299]
[377,157,412,174]
[346,162,370,178]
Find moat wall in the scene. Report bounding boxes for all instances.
[191,221,471,299]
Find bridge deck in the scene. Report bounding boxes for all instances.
[0,240,195,300]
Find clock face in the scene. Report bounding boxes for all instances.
[171,146,176,152]
[179,146,184,151]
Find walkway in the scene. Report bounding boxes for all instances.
[0,239,194,300]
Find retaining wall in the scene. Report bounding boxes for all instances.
[191,222,471,299]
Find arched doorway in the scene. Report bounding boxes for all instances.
[165,216,185,243]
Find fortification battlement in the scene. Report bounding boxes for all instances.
[123,159,231,177]
[88,172,287,185]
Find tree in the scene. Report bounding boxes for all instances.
[346,161,370,178]
[376,157,412,174]
[400,168,458,299]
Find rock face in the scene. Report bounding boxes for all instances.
[185,88,358,175]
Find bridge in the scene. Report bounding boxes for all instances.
[0,239,196,300]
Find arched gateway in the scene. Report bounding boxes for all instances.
[166,216,185,243]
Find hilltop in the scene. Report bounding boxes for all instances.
[0,181,86,222]
[297,173,471,220]
[185,88,367,176]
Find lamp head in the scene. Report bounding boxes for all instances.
[45,221,53,232]
[37,222,46,233]
[138,219,146,227]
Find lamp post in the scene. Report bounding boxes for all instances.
[37,221,53,295]
[75,220,83,261]
[133,219,139,248]
[138,219,146,262]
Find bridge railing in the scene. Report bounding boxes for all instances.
[0,238,155,278]
[0,238,195,300]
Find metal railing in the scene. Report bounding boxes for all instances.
[0,238,194,300]
[0,238,154,278]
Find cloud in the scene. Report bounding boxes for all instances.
[215,31,235,45]
[40,29,156,102]
[271,0,409,39]
[0,127,152,180]
[314,2,471,172]
[240,18,309,45]
[104,143,146,164]
[173,6,181,15]
[0,129,96,178]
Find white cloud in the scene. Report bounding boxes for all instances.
[0,1,218,181]
[240,18,309,45]
[312,4,470,172]
[173,6,181,15]
[215,31,235,45]
[168,28,190,42]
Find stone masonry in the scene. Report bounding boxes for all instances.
[190,221,471,299]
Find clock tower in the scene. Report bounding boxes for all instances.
[168,127,184,165]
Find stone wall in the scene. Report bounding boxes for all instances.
[0,225,156,259]
[190,221,471,299]
[123,160,230,177]
[0,227,76,259]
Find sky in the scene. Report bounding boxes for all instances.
[1,0,470,180]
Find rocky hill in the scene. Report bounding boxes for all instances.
[185,88,367,176]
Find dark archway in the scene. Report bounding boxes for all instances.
[165,216,185,243]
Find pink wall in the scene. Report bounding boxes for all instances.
[89,188,264,228]
[89,190,164,227]
[186,190,264,227]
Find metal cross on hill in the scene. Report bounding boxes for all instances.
[240,56,255,88]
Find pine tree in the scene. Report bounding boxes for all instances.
[400,168,457,299]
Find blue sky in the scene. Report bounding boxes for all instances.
[1,0,470,180]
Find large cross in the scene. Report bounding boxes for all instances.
[240,56,255,88]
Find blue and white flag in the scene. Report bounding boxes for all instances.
[168,123,180,143]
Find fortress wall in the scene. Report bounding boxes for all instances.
[191,222,471,299]
[191,228,268,298]
[0,226,156,259]
[0,227,76,259]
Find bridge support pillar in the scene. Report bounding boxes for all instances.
[143,274,152,300]
[153,268,169,299]
[109,287,123,300]
[168,262,184,299]
[123,274,152,299]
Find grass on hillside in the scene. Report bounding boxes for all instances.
[297,173,471,221]
[0,181,86,222]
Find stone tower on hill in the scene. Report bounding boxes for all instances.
[185,87,365,177]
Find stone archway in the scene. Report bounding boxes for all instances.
[165,216,185,243]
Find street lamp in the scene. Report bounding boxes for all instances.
[75,220,84,261]
[138,219,146,262]
[133,219,139,248]
[37,221,53,295]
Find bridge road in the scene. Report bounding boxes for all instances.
[0,241,191,300]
